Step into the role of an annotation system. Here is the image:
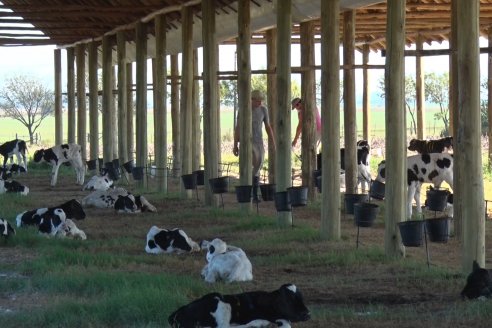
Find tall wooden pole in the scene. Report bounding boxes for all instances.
[457,0,485,272]
[88,42,99,164]
[180,6,193,198]
[192,49,201,172]
[76,44,87,160]
[67,47,76,144]
[102,35,114,163]
[202,0,220,206]
[300,21,317,201]
[54,49,63,145]
[362,44,371,143]
[416,34,425,139]
[275,0,292,226]
[155,15,167,192]
[320,0,340,240]
[136,21,148,187]
[384,0,406,258]
[126,62,134,163]
[488,30,492,167]
[237,0,252,213]
[266,28,277,184]
[117,31,129,178]
[343,11,357,193]
[171,54,181,178]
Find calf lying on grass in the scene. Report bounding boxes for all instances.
[0,179,29,195]
[1,218,15,238]
[16,199,86,227]
[145,226,200,254]
[82,170,114,191]
[82,187,157,213]
[461,261,492,300]
[201,238,253,283]
[168,284,310,328]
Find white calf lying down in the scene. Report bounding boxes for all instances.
[376,153,453,218]
[82,171,114,191]
[0,179,29,195]
[145,226,200,254]
[1,218,16,237]
[33,143,85,186]
[55,219,87,240]
[168,284,311,328]
[201,238,253,283]
[82,187,157,213]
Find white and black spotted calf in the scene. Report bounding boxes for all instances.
[145,226,200,254]
[0,139,27,171]
[168,284,310,328]
[0,179,29,195]
[1,218,15,238]
[376,153,453,218]
[82,187,157,213]
[200,238,253,283]
[33,143,85,187]
[83,171,114,191]
[38,208,67,236]
[461,261,492,300]
[16,199,86,227]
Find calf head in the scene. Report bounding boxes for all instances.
[57,219,87,240]
[0,218,16,237]
[114,194,139,213]
[33,149,45,163]
[205,238,228,262]
[407,139,423,152]
[38,209,66,235]
[274,284,311,323]
[62,199,86,220]
[376,160,386,183]
[461,261,492,300]
[357,139,370,153]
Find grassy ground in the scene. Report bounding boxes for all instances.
[1,164,492,327]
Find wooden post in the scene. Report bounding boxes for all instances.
[126,62,134,163]
[136,21,148,188]
[300,21,317,201]
[275,0,292,226]
[54,49,63,145]
[112,66,118,160]
[416,34,425,139]
[237,0,253,213]
[192,49,201,172]
[88,42,99,164]
[180,6,193,198]
[320,0,340,240]
[384,0,406,258]
[457,0,485,272]
[488,29,492,167]
[76,44,87,160]
[67,47,76,144]
[202,0,220,206]
[171,54,181,178]
[102,35,114,163]
[154,15,167,192]
[343,10,357,194]
[117,31,129,180]
[362,44,371,142]
[266,28,277,184]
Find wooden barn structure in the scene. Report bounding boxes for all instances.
[0,0,488,272]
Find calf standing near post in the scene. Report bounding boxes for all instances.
[0,139,27,171]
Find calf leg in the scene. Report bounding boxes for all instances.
[407,183,417,219]
[51,163,61,186]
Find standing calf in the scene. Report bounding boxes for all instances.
[0,139,27,171]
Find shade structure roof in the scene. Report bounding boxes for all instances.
[1,0,492,54]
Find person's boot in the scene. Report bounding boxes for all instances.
[252,176,261,203]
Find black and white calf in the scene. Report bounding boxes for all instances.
[38,208,67,236]
[376,153,453,218]
[461,261,492,300]
[1,218,15,238]
[201,238,253,283]
[33,143,85,186]
[82,187,157,213]
[145,226,200,254]
[168,284,310,328]
[0,179,29,195]
[16,199,86,227]
[83,171,114,191]
[408,136,453,154]
[0,139,27,171]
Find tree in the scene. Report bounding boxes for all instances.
[0,75,54,144]
[425,72,450,136]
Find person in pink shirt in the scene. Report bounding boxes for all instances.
[291,97,321,148]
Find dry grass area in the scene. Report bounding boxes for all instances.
[1,168,492,327]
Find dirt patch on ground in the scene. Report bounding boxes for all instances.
[1,170,491,327]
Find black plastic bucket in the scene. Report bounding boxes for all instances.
[104,161,120,181]
[132,166,144,180]
[354,202,379,227]
[425,217,450,242]
[426,188,449,212]
[344,193,369,215]
[369,180,385,200]
[275,191,291,212]
[288,186,308,207]
[398,220,424,247]
[181,173,197,190]
[86,159,97,171]
[122,160,134,174]
[209,177,229,194]
[260,183,276,201]
[194,169,205,186]
[235,185,252,203]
